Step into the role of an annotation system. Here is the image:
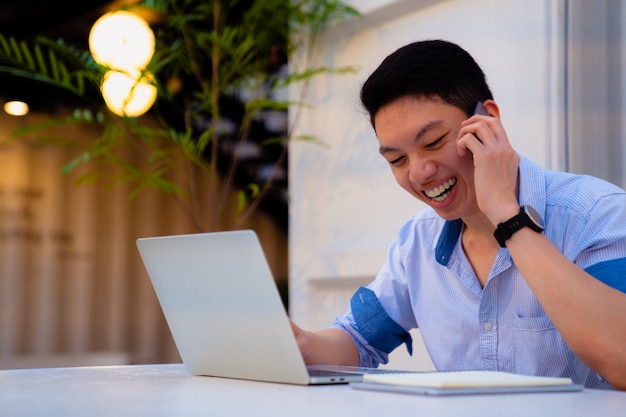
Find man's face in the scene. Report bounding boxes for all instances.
[374,96,477,220]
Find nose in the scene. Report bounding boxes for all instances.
[408,157,436,185]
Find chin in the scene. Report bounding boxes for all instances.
[435,212,461,221]
[428,202,463,221]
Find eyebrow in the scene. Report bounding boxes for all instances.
[378,120,444,154]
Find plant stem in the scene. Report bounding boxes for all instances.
[208,1,222,231]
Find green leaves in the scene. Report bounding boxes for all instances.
[0,34,101,99]
[1,0,361,231]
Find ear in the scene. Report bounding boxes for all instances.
[482,99,501,119]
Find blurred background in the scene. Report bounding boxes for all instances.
[0,0,292,368]
[1,0,625,372]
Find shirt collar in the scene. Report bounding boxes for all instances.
[434,155,547,266]
[435,219,463,266]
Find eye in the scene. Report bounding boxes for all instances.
[388,155,406,166]
[425,136,445,149]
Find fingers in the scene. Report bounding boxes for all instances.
[457,113,520,224]
[456,131,482,157]
[289,319,312,363]
[289,319,301,336]
[289,319,308,347]
[457,114,503,155]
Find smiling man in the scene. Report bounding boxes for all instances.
[290,40,626,390]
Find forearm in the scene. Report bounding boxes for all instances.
[300,328,360,367]
[506,228,626,390]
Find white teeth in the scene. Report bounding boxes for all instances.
[424,178,456,202]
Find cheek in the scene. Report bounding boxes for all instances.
[459,154,475,176]
[456,156,477,194]
[448,144,473,172]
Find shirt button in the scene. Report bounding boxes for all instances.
[483,322,493,331]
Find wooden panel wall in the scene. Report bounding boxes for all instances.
[0,111,288,369]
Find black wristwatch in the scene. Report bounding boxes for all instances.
[493,205,545,248]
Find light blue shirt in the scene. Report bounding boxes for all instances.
[332,156,626,390]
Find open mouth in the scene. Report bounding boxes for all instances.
[423,177,457,202]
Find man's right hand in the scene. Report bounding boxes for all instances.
[288,319,360,366]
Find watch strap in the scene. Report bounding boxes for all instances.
[493,206,543,248]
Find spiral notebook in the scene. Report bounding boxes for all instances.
[351,371,584,396]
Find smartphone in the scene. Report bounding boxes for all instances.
[473,101,489,116]
[470,101,488,145]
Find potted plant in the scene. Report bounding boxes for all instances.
[0,0,359,232]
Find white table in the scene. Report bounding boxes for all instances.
[1,364,625,417]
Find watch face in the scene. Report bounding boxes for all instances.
[523,205,545,230]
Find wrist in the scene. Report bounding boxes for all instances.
[489,204,521,227]
[493,205,545,248]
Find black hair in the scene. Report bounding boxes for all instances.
[360,39,494,128]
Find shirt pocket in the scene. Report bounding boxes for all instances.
[511,313,578,376]
[512,314,555,331]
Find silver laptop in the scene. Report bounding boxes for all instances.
[136,230,365,385]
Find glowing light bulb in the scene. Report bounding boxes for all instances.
[3,101,29,116]
[101,70,157,117]
[89,11,155,71]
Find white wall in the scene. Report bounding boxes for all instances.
[289,0,564,370]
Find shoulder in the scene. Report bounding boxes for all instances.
[544,169,626,214]
[545,168,626,200]
[391,207,446,254]
[397,206,445,237]
[520,156,626,214]
[541,169,626,265]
